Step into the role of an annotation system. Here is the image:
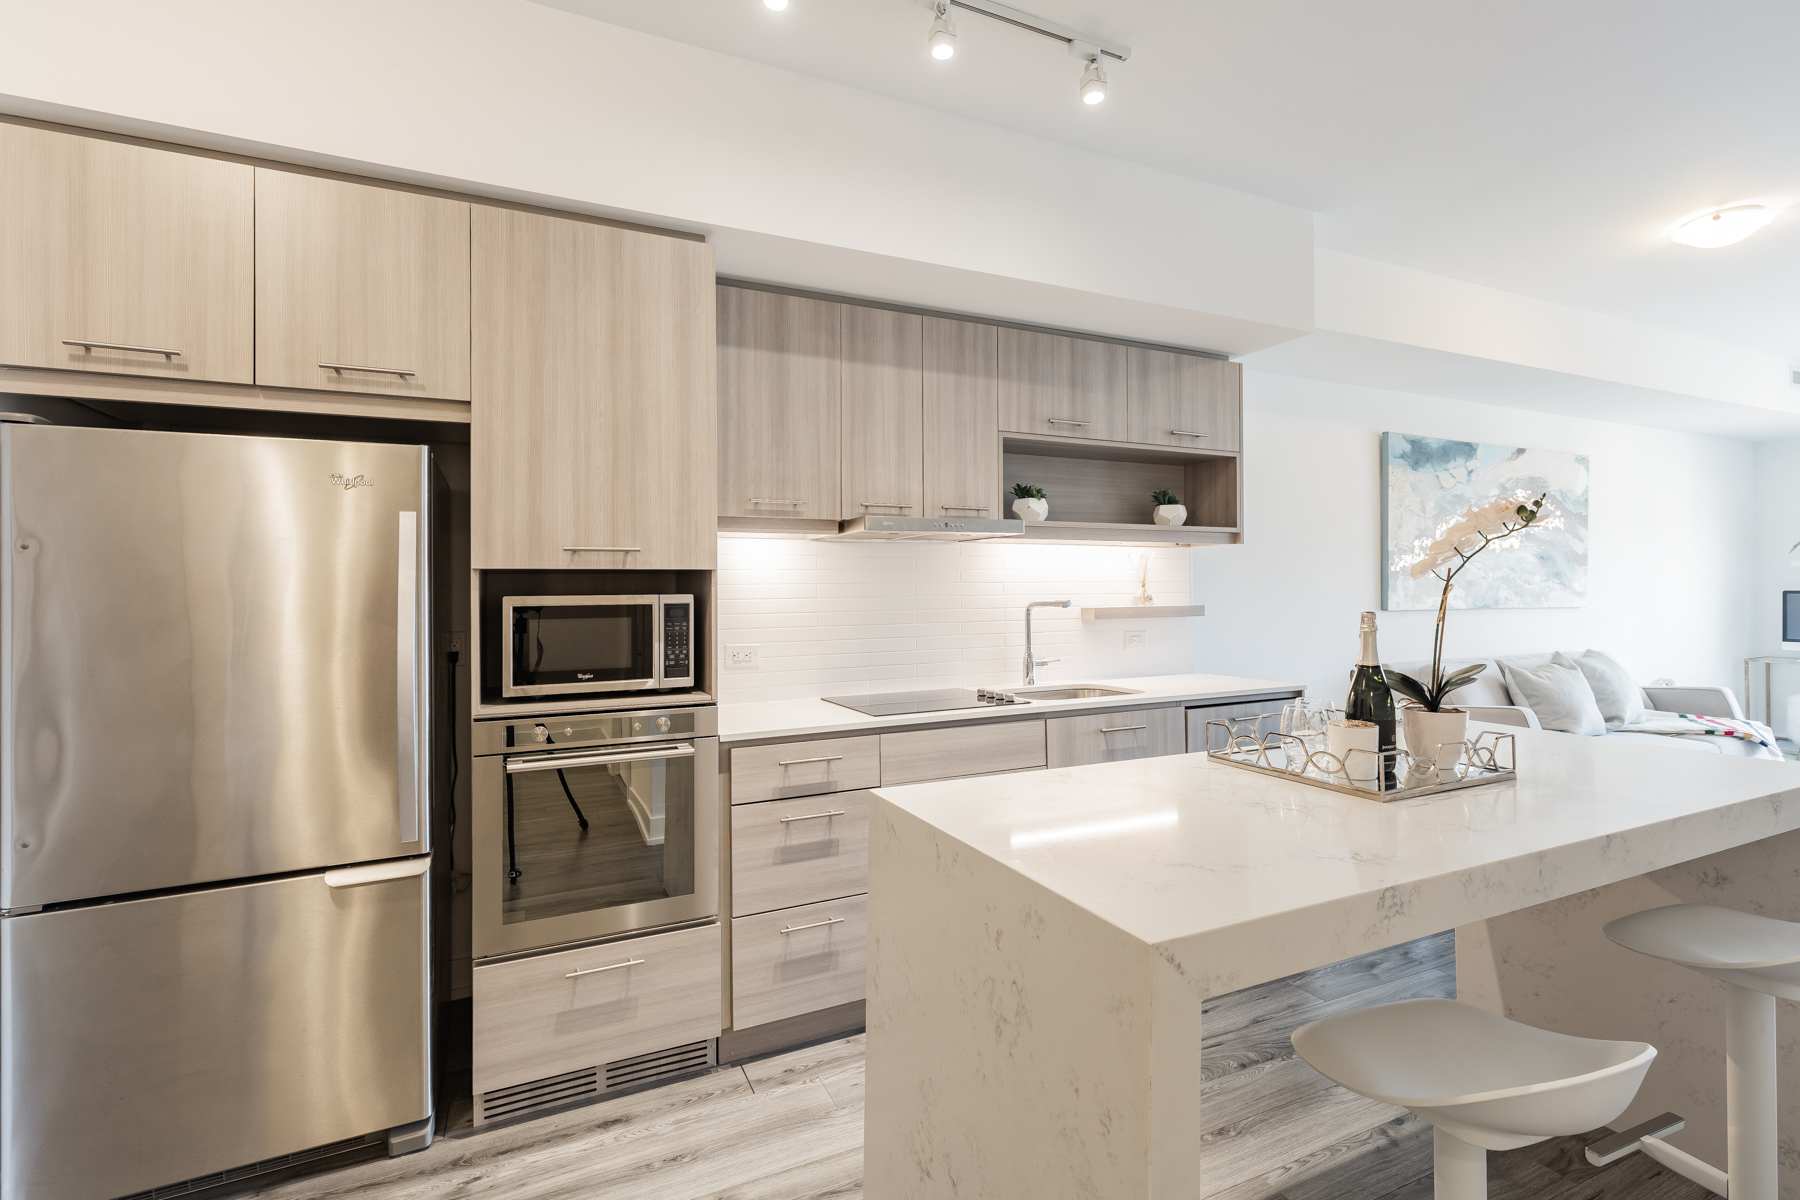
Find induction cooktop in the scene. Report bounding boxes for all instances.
[822,687,1029,717]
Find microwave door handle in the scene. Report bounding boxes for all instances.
[504,744,697,774]
[396,510,420,843]
[653,595,665,690]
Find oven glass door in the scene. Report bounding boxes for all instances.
[501,742,699,935]
[507,600,656,696]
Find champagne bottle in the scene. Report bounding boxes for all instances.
[1346,612,1397,778]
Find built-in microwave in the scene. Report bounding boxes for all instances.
[501,594,694,698]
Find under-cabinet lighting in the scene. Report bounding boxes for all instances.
[1671,205,1773,249]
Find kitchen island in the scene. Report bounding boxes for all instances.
[864,726,1800,1199]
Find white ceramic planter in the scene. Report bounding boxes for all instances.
[1152,504,1188,527]
[1403,706,1468,769]
[1326,719,1380,781]
[1013,497,1048,522]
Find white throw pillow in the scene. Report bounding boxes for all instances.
[1499,655,1608,736]
[1572,649,1647,730]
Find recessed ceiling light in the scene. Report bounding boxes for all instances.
[763,0,787,10]
[1671,205,1774,249]
[928,3,957,59]
[1079,56,1107,104]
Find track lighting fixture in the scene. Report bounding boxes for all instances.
[928,2,957,59]
[1079,54,1106,104]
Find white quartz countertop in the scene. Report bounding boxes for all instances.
[869,726,1800,996]
[717,672,1300,745]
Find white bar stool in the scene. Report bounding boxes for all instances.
[1292,998,1656,1200]
[1600,903,1800,1200]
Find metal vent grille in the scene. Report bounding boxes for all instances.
[116,1134,381,1200]
[478,1040,716,1125]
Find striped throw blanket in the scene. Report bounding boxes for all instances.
[1625,714,1778,751]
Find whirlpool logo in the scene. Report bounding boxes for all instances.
[329,474,375,491]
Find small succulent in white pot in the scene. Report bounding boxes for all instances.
[1011,483,1048,522]
[1151,489,1187,527]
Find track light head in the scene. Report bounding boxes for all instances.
[1079,55,1107,104]
[928,2,957,59]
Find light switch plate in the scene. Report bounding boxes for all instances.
[1124,630,1147,649]
[726,644,760,671]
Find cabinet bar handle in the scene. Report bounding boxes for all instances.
[319,361,417,377]
[62,338,180,358]
[780,809,847,824]
[941,505,990,511]
[566,957,644,978]
[779,917,845,934]
[562,546,640,552]
[777,755,843,767]
[1100,724,1149,733]
[749,498,806,505]
[861,502,914,509]
[1170,430,1210,438]
[1046,418,1091,426]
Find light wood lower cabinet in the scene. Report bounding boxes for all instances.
[731,895,868,1030]
[730,735,880,804]
[1185,700,1290,752]
[732,791,869,917]
[879,719,1046,785]
[0,123,253,384]
[255,169,470,401]
[472,922,721,1101]
[1046,705,1186,768]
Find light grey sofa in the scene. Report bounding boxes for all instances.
[1385,652,1772,758]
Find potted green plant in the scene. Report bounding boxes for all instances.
[1387,493,1548,764]
[1011,482,1048,522]
[1151,489,1186,527]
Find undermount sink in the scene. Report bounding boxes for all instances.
[1010,684,1144,700]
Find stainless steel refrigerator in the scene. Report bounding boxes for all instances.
[0,423,433,1200]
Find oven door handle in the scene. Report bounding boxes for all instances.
[504,743,696,773]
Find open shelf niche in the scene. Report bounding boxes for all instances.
[1000,432,1240,546]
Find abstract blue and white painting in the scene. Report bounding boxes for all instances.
[1381,432,1589,610]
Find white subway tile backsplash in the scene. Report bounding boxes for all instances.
[714,537,1198,702]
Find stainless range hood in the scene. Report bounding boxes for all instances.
[816,513,1025,542]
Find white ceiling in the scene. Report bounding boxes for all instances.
[534,0,1800,361]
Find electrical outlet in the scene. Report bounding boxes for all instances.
[442,630,466,654]
[726,644,760,671]
[1124,630,1148,649]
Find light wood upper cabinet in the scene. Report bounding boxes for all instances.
[923,317,1000,519]
[840,306,922,520]
[1127,348,1242,452]
[255,170,470,401]
[997,327,1127,443]
[470,206,716,571]
[717,287,841,521]
[0,123,253,383]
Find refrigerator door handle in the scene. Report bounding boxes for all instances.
[323,857,432,888]
[396,510,420,844]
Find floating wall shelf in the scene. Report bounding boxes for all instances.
[1080,605,1206,621]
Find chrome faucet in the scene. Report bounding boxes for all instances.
[1024,599,1072,685]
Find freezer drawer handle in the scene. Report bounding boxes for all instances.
[324,857,431,888]
[566,958,645,978]
[780,917,845,935]
[777,755,842,767]
[506,743,695,773]
[779,809,846,824]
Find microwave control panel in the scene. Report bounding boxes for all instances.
[663,601,692,682]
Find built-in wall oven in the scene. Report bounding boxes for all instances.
[471,706,718,958]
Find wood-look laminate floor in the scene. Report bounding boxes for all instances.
[244,934,1708,1200]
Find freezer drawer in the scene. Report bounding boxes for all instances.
[1,861,431,1200]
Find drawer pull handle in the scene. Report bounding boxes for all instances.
[1046,417,1091,426]
[62,338,181,358]
[749,498,806,505]
[941,505,990,512]
[1170,430,1210,438]
[566,958,645,978]
[1099,724,1149,733]
[780,917,845,935]
[777,755,843,767]
[563,546,641,553]
[780,809,846,824]
[319,361,417,378]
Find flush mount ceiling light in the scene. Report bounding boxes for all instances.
[1671,205,1774,249]
[763,0,788,9]
[928,2,957,59]
[917,0,1130,103]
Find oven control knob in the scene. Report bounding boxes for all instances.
[656,716,672,733]
[563,726,574,737]
[533,724,549,743]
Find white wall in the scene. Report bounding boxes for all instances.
[714,538,1194,703]
[1752,436,1800,736]
[1194,372,1757,707]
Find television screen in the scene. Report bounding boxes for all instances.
[1785,591,1800,643]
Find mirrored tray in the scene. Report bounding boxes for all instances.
[1202,712,1517,802]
